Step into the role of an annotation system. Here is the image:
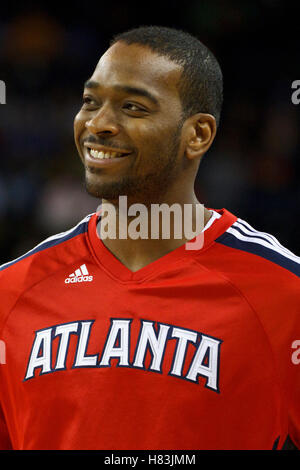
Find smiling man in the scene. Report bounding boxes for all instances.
[0,26,299,450]
[74,31,218,269]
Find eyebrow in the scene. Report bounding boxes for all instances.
[84,80,159,106]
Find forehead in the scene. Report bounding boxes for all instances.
[89,41,183,101]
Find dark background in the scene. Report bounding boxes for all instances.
[0,0,299,263]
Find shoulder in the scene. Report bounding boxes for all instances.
[0,213,94,327]
[201,213,300,328]
[214,215,300,280]
[0,212,94,275]
[205,214,300,410]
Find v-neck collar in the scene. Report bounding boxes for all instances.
[86,208,237,283]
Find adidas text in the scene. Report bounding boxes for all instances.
[65,264,93,284]
[65,275,93,284]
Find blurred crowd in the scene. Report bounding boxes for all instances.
[0,1,299,263]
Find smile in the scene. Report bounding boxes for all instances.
[90,149,125,160]
[84,146,132,166]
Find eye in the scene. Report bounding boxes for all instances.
[123,102,147,113]
[81,96,98,109]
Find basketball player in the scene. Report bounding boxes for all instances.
[0,26,299,450]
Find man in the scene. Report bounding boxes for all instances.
[0,26,299,450]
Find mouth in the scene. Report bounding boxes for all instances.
[83,147,133,168]
[83,144,132,162]
[88,148,131,160]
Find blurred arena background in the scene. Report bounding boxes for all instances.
[0,0,299,263]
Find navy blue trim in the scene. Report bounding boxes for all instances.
[231,224,274,246]
[272,436,280,450]
[0,217,91,272]
[216,232,300,278]
[281,435,298,450]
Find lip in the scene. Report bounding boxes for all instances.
[83,145,132,167]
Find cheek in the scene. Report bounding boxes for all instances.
[137,121,180,157]
[129,119,172,151]
[74,112,85,140]
[74,113,85,159]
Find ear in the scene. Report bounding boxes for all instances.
[185,113,217,160]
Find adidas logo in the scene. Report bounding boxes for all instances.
[64,264,93,284]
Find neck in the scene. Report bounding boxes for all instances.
[97,192,212,272]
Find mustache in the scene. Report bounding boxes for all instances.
[83,136,133,153]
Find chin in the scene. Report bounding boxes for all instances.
[84,170,172,203]
[85,184,119,200]
[84,176,134,201]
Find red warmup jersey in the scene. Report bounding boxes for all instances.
[0,208,299,450]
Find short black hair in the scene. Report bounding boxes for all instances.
[110,25,223,127]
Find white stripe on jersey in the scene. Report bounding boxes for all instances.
[0,213,95,271]
[227,225,300,264]
[236,218,295,257]
[202,210,221,233]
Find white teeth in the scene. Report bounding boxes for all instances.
[90,149,121,160]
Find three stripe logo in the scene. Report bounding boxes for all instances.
[64,264,93,284]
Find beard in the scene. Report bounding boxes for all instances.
[84,123,183,204]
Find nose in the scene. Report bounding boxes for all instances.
[85,105,119,136]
